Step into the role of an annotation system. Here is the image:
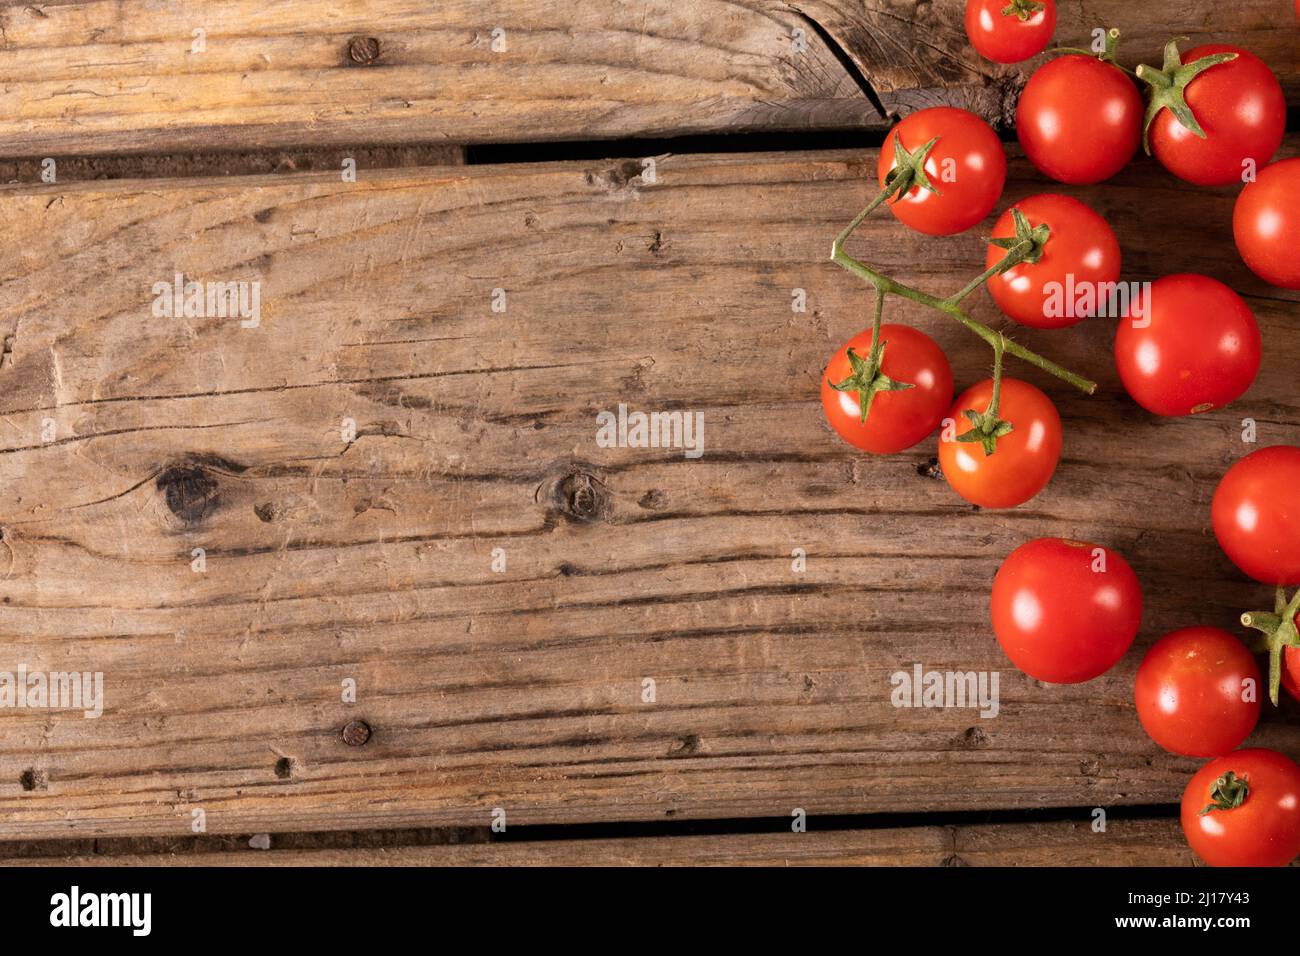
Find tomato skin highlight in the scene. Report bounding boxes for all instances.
[820,324,954,454]
[1114,274,1259,417]
[937,378,1061,509]
[985,193,1121,329]
[1135,627,1260,758]
[991,537,1142,684]
[1016,55,1142,184]
[878,107,1006,236]
[1148,45,1285,187]
[964,0,1055,64]
[1212,446,1300,586]
[1234,158,1300,290]
[1181,749,1300,867]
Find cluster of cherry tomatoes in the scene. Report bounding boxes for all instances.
[821,0,1300,867]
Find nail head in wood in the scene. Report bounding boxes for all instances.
[341,719,372,747]
[348,36,381,65]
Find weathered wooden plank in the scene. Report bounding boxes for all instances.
[0,819,1195,866]
[0,0,877,157]
[1,1,1294,156]
[792,0,1300,126]
[0,141,1297,838]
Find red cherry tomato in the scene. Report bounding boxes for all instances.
[1181,748,1300,867]
[1135,627,1261,757]
[878,107,1006,237]
[964,0,1055,64]
[1234,158,1300,290]
[1212,446,1300,585]
[984,194,1121,329]
[1017,54,1142,184]
[1114,274,1260,417]
[991,537,1142,683]
[1148,45,1285,187]
[821,324,954,454]
[938,378,1061,508]
[1285,647,1300,703]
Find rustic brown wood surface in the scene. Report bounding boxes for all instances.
[0,135,1297,841]
[0,0,876,155]
[1,0,1294,157]
[0,819,1197,866]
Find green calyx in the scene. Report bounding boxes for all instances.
[958,407,1014,456]
[1199,771,1249,816]
[1001,0,1044,20]
[1136,38,1238,154]
[956,333,1013,456]
[829,343,914,425]
[1241,585,1300,707]
[988,208,1050,271]
[882,135,941,202]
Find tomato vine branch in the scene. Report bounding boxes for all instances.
[830,187,1098,397]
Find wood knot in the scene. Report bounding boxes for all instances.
[347,36,381,65]
[667,733,700,757]
[341,719,372,747]
[638,489,667,510]
[538,465,613,523]
[157,464,220,523]
[953,726,989,749]
[562,474,602,519]
[916,457,943,480]
[19,769,47,791]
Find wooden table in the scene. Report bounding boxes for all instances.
[0,0,1296,866]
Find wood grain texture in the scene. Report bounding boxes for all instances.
[0,819,1196,866]
[790,0,1300,126]
[0,140,1297,840]
[0,0,877,156]
[1,1,1295,156]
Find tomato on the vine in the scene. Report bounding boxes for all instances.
[878,107,1006,236]
[1017,52,1142,184]
[964,0,1055,64]
[1234,157,1300,290]
[1114,274,1259,417]
[937,378,1060,508]
[1135,627,1260,758]
[991,537,1142,684]
[1212,446,1300,585]
[985,194,1121,329]
[1181,748,1300,867]
[1144,44,1285,187]
[821,324,954,454]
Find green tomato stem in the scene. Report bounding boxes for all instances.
[1050,28,1138,77]
[945,237,1032,306]
[830,187,1098,396]
[987,333,1005,419]
[1241,585,1300,707]
[867,285,886,365]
